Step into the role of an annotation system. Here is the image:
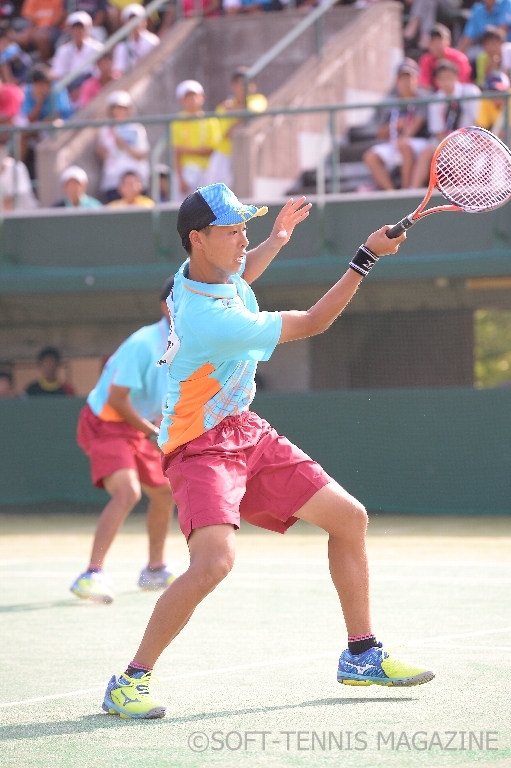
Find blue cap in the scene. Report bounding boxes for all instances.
[198,183,268,225]
[177,183,268,245]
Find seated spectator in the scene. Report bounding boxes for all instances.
[51,11,103,85]
[0,79,24,142]
[77,49,117,107]
[105,0,141,33]
[158,0,219,32]
[477,70,511,136]
[474,25,507,85]
[112,4,158,76]
[17,0,65,62]
[171,79,221,201]
[20,64,73,171]
[0,370,16,397]
[206,67,267,188]
[403,0,462,50]
[418,24,472,89]
[25,346,75,395]
[97,89,149,202]
[53,164,101,206]
[64,0,107,42]
[362,60,430,191]
[0,144,37,208]
[411,60,480,187]
[458,0,511,52]
[0,26,32,84]
[107,169,154,207]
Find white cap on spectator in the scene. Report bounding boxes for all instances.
[67,11,93,27]
[121,3,146,22]
[107,90,133,108]
[61,166,88,185]
[176,80,204,100]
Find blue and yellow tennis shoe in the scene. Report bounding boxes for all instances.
[337,643,435,687]
[137,566,176,591]
[70,570,115,604]
[102,671,166,719]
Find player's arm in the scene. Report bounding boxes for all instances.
[107,385,159,438]
[243,197,311,284]
[279,226,405,343]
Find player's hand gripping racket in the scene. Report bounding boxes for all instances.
[386,126,511,239]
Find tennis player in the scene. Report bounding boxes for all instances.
[71,279,176,604]
[102,184,435,718]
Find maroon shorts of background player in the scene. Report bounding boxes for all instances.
[77,404,167,489]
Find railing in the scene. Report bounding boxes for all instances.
[0,92,508,210]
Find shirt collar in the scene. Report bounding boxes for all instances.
[178,260,238,300]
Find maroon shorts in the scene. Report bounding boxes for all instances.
[161,411,332,539]
[77,404,167,489]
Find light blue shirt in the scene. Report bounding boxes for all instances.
[88,317,169,423]
[158,261,282,453]
[464,0,511,41]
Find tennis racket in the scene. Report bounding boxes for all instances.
[386,126,511,239]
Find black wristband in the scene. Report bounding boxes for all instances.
[349,245,379,277]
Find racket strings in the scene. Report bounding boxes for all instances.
[434,130,511,212]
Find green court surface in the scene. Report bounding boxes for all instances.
[1,510,510,768]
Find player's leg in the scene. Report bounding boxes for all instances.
[138,481,176,590]
[295,483,435,687]
[102,524,236,719]
[295,482,371,636]
[70,468,141,603]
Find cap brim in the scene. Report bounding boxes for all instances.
[212,205,268,226]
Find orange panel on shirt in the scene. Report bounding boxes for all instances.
[161,362,221,454]
[98,400,124,422]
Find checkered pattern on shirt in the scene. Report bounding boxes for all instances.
[203,360,256,431]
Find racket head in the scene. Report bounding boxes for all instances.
[430,126,511,213]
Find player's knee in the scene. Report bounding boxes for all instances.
[121,481,142,508]
[192,552,234,592]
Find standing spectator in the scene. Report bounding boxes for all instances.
[411,60,480,187]
[171,79,221,201]
[363,60,430,191]
[0,144,37,208]
[77,49,117,107]
[206,67,267,189]
[64,0,107,42]
[53,165,102,206]
[458,0,511,52]
[474,25,506,85]
[476,71,511,137]
[25,346,76,395]
[418,24,472,89]
[403,0,462,50]
[107,169,154,207]
[112,4,159,76]
[51,11,103,83]
[0,371,17,397]
[0,27,32,84]
[17,0,65,62]
[97,89,149,202]
[20,64,72,172]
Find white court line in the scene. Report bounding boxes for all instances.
[0,653,337,709]
[409,644,511,652]
[2,626,511,710]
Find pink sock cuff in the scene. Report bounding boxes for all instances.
[348,633,375,642]
[129,661,153,672]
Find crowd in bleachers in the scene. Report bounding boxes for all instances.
[0,0,511,206]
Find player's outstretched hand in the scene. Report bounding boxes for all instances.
[271,197,312,246]
[365,225,406,256]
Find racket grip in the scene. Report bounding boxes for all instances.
[386,216,415,239]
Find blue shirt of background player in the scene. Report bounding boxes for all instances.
[88,318,169,423]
